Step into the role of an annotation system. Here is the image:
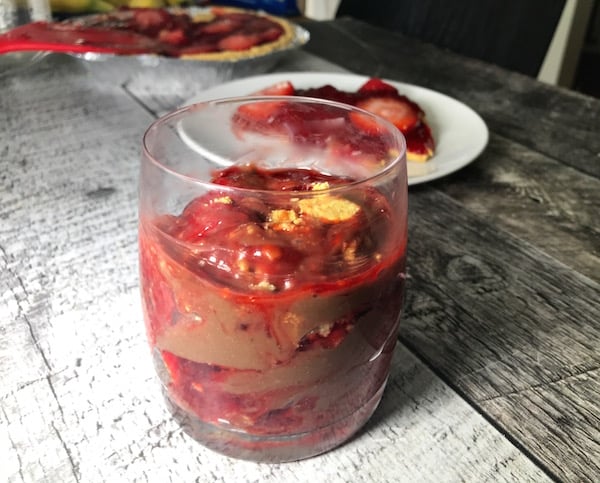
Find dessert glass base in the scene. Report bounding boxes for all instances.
[164,378,388,463]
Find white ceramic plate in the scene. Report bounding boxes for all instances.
[182,72,489,186]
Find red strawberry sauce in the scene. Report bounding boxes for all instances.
[139,165,406,461]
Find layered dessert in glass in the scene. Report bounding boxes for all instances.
[139,96,408,461]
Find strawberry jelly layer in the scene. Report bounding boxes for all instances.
[140,165,406,435]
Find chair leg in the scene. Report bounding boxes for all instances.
[538,0,594,87]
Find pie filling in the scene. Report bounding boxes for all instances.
[248,78,435,162]
[10,6,296,59]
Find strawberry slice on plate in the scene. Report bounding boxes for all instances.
[357,78,399,95]
[252,80,295,96]
[353,97,420,133]
[235,81,296,122]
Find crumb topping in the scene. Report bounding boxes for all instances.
[298,196,361,223]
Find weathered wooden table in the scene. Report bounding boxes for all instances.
[1,17,599,483]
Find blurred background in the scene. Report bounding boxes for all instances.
[302,0,600,99]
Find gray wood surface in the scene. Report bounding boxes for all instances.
[298,18,600,482]
[437,134,600,283]
[404,189,600,481]
[1,25,599,483]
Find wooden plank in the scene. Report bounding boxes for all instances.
[0,55,551,482]
[2,336,553,482]
[402,187,600,481]
[480,369,600,482]
[433,133,600,283]
[299,19,600,179]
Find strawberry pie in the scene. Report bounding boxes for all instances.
[249,78,435,162]
[0,6,296,59]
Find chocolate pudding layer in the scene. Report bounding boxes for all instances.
[139,165,406,459]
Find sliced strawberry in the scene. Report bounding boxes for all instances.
[131,8,171,37]
[201,17,241,35]
[353,97,420,132]
[252,80,295,96]
[297,85,357,105]
[174,194,253,243]
[259,26,284,43]
[358,78,399,95]
[158,28,189,47]
[348,111,384,135]
[234,82,294,122]
[236,100,284,123]
[218,33,261,51]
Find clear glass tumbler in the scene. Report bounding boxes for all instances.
[139,96,408,462]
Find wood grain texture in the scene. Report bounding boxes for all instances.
[299,18,600,179]
[187,35,600,481]
[287,30,600,480]
[403,188,600,481]
[1,53,552,482]
[2,343,553,483]
[432,133,600,283]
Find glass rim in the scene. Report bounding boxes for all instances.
[142,95,407,195]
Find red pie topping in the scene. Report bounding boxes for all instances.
[0,6,293,59]
[248,78,435,162]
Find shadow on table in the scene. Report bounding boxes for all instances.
[349,344,436,442]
